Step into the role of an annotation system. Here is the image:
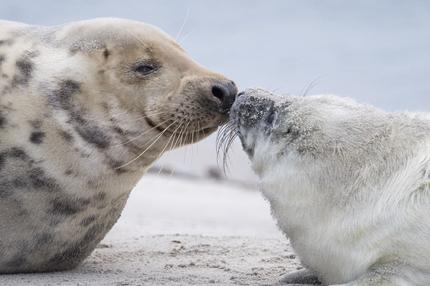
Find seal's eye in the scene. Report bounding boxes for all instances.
[133,61,159,76]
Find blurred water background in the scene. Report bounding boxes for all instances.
[1,0,429,182]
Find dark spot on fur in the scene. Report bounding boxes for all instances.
[80,152,90,158]
[30,131,45,144]
[0,148,31,196]
[44,223,106,271]
[8,147,28,160]
[101,102,109,111]
[0,153,5,170]
[12,57,34,87]
[5,241,28,269]
[0,54,5,66]
[69,46,78,55]
[108,159,127,174]
[0,39,13,46]
[0,147,59,197]
[103,49,110,59]
[0,113,6,128]
[80,215,97,227]
[0,186,12,198]
[0,164,60,194]
[35,233,54,247]
[49,80,111,148]
[11,177,27,188]
[94,192,106,201]
[112,126,126,136]
[58,130,73,142]
[29,167,59,190]
[29,119,43,129]
[74,124,110,149]
[64,169,73,176]
[6,255,26,269]
[49,80,81,110]
[81,223,106,248]
[49,197,90,216]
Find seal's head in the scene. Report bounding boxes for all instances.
[55,18,237,150]
[231,88,388,176]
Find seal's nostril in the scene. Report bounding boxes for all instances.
[212,85,226,102]
[266,105,276,126]
[210,81,238,112]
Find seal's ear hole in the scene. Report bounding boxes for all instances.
[266,110,276,125]
[103,49,111,60]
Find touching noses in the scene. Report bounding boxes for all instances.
[230,89,276,130]
[210,80,238,113]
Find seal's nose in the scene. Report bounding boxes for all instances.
[231,89,276,130]
[210,80,238,112]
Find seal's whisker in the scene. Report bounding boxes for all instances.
[176,7,191,42]
[216,125,230,153]
[216,126,227,159]
[221,135,235,172]
[78,110,169,129]
[111,110,169,124]
[216,121,238,174]
[155,120,186,175]
[222,130,238,173]
[190,120,197,158]
[216,122,236,157]
[116,120,178,168]
[182,120,192,160]
[111,117,172,147]
[165,120,191,178]
[161,119,184,152]
[300,76,323,97]
[168,118,188,150]
[124,110,168,121]
[178,120,191,150]
[171,124,185,150]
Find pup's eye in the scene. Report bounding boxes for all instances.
[133,62,159,76]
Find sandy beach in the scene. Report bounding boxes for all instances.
[0,174,308,286]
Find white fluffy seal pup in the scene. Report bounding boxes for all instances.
[0,18,237,273]
[230,89,430,285]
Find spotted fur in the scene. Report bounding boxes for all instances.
[0,18,236,273]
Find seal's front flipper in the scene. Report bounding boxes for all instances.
[331,262,427,286]
[280,269,321,285]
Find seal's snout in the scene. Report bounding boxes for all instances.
[210,80,238,113]
[231,89,276,130]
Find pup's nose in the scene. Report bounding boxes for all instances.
[210,80,238,112]
[231,89,276,129]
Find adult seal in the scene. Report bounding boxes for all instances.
[231,89,430,286]
[0,18,237,273]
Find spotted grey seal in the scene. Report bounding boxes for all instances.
[0,18,237,273]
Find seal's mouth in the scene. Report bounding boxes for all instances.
[144,115,217,138]
[144,116,166,133]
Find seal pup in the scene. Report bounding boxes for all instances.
[0,18,237,273]
[230,89,430,285]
